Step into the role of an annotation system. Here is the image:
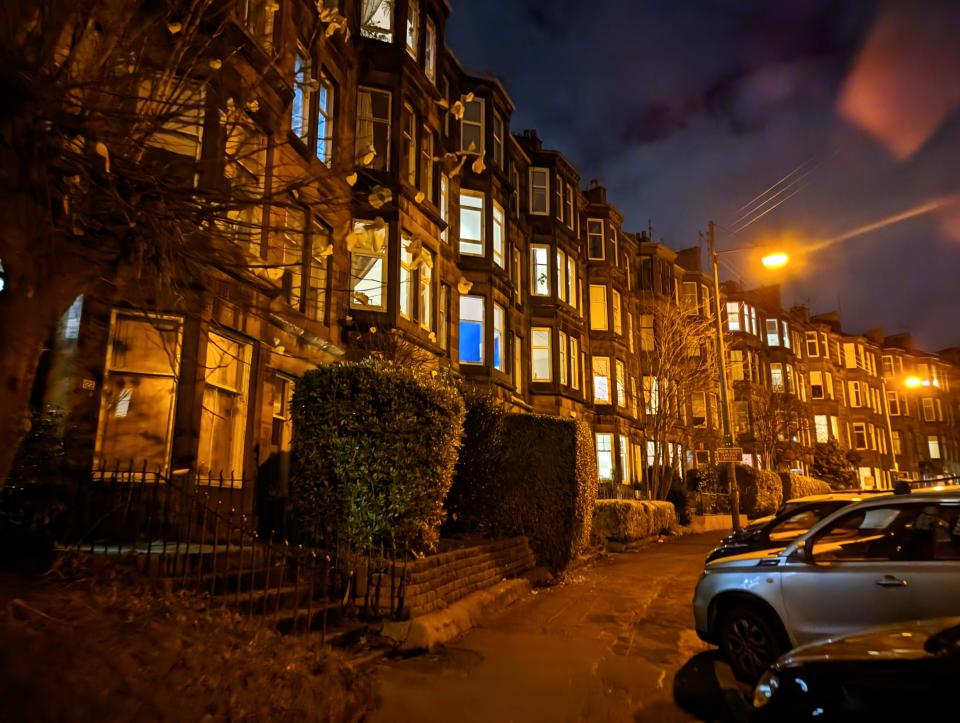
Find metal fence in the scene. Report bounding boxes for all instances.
[0,463,411,637]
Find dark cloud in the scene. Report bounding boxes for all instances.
[446,0,960,348]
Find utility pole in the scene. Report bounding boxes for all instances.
[708,221,741,530]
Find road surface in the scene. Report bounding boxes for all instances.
[368,532,744,722]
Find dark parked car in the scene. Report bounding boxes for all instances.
[705,492,886,563]
[753,617,960,720]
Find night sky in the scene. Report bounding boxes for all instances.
[447,0,960,352]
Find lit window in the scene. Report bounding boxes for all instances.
[438,284,449,349]
[350,219,387,309]
[419,250,434,331]
[570,337,579,389]
[531,328,552,381]
[514,248,523,303]
[459,190,484,256]
[726,302,741,332]
[681,282,698,310]
[424,17,437,82]
[95,313,183,475]
[291,52,313,144]
[627,312,635,352]
[596,433,614,481]
[729,350,744,381]
[559,330,568,385]
[401,104,417,186]
[815,415,829,443]
[459,295,484,364]
[492,201,505,267]
[892,430,902,455]
[612,290,622,335]
[529,168,549,214]
[223,101,265,254]
[420,127,434,202]
[357,87,391,170]
[461,97,484,154]
[810,371,824,399]
[282,207,305,310]
[928,436,941,459]
[848,380,863,407]
[240,0,276,49]
[643,376,659,414]
[492,303,505,371]
[514,335,523,392]
[593,356,611,403]
[770,363,784,392]
[198,333,252,479]
[887,391,900,416]
[316,75,334,165]
[692,393,707,427]
[805,331,819,357]
[399,234,415,318]
[640,314,654,351]
[766,318,780,347]
[440,174,449,241]
[361,0,394,41]
[587,219,604,259]
[306,219,330,323]
[616,360,627,408]
[531,245,550,295]
[619,435,630,483]
[567,256,576,308]
[590,285,608,330]
[405,0,419,58]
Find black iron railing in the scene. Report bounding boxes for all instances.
[1,463,411,637]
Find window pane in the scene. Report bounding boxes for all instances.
[361,0,394,41]
[350,220,387,309]
[198,333,251,480]
[459,191,484,255]
[493,304,505,371]
[459,295,484,364]
[531,328,551,380]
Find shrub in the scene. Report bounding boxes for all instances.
[780,473,832,500]
[443,389,505,536]
[811,441,858,489]
[290,360,465,554]
[719,464,783,518]
[592,500,677,542]
[666,484,692,525]
[446,410,598,571]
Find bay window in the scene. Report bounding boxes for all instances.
[350,219,387,309]
[198,332,252,480]
[531,245,550,295]
[589,285,608,330]
[529,168,549,214]
[357,87,391,170]
[596,433,613,481]
[531,328,552,381]
[459,295,484,364]
[493,303,505,371]
[459,190,484,256]
[593,356,611,403]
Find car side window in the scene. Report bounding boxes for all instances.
[810,506,923,562]
[768,509,822,542]
[932,505,960,561]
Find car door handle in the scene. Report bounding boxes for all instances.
[875,575,909,588]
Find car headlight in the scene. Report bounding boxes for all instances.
[753,671,779,708]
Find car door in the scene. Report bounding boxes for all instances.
[779,502,929,645]
[898,502,960,621]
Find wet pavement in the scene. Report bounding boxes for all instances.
[368,532,751,722]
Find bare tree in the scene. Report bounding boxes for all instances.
[0,0,361,486]
[643,301,718,499]
[748,385,809,471]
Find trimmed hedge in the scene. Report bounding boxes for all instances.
[446,408,598,571]
[592,500,677,542]
[290,360,465,553]
[780,473,832,501]
[719,464,783,518]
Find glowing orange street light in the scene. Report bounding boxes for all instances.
[761,252,789,269]
[905,376,922,388]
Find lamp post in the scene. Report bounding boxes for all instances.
[708,221,741,531]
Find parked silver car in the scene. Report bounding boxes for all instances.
[693,488,960,680]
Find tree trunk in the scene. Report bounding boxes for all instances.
[0,290,55,489]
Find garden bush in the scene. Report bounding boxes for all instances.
[780,473,833,500]
[719,464,783,518]
[446,408,598,571]
[592,500,677,542]
[290,360,464,554]
[666,484,692,526]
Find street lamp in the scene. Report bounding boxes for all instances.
[761,252,789,269]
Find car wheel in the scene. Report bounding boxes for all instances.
[718,605,784,682]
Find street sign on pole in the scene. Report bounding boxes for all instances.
[716,447,743,464]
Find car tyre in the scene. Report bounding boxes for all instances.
[718,605,785,682]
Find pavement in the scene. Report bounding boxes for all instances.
[367,532,752,723]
